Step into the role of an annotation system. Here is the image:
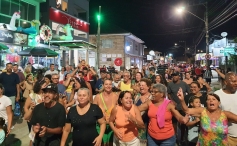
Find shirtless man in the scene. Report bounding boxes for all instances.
[93,79,118,146]
[183,72,193,85]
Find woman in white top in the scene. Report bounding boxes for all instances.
[23,81,43,146]
[59,66,66,84]
[0,83,12,136]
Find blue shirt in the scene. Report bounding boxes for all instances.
[57,84,66,95]
[95,78,103,90]
[0,72,20,97]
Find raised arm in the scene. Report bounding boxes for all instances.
[177,88,204,116]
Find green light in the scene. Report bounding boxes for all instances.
[97,15,101,21]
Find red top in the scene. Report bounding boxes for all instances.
[148,103,174,140]
[83,73,92,82]
[195,68,201,75]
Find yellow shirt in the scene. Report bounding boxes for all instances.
[120,81,133,91]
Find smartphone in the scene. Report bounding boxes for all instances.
[131,79,135,86]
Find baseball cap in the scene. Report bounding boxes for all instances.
[42,84,58,93]
[171,72,180,76]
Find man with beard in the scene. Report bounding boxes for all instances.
[215,72,237,146]
[31,84,66,146]
[0,63,20,110]
[167,72,190,145]
[93,79,118,146]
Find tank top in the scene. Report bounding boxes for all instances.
[66,85,73,93]
[120,81,133,91]
[99,93,114,122]
[115,105,138,142]
[197,108,228,146]
[148,103,174,140]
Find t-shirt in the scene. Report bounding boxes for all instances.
[188,116,199,143]
[44,70,58,75]
[0,72,20,97]
[215,89,237,137]
[95,78,103,90]
[30,102,66,146]
[66,104,103,146]
[57,84,66,95]
[0,95,12,124]
[167,81,190,110]
[0,130,5,144]
[16,71,25,83]
[200,85,208,96]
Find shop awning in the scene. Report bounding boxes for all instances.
[49,40,97,50]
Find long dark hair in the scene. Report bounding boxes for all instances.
[73,78,88,92]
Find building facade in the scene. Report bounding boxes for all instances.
[89,33,144,71]
[0,0,44,68]
[40,0,96,67]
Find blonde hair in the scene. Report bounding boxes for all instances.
[24,65,32,74]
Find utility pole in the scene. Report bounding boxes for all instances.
[205,2,209,67]
[96,6,101,70]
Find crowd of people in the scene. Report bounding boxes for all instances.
[0,60,236,146]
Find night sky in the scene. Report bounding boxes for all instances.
[89,0,237,57]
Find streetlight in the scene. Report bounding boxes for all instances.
[175,3,209,67]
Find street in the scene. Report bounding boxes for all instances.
[5,77,221,146]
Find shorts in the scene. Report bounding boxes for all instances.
[8,96,16,110]
[113,136,140,146]
[96,124,113,143]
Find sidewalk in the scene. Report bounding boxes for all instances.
[4,117,30,146]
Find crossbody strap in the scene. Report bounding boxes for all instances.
[100,93,108,111]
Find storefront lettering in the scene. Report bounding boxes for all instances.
[1,32,13,38]
[62,15,82,29]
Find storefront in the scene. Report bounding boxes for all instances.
[0,0,44,68]
[195,53,219,66]
[47,7,96,67]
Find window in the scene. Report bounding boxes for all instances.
[0,15,11,24]
[73,5,87,21]
[102,40,113,49]
[62,0,68,12]
[1,0,10,15]
[0,0,36,21]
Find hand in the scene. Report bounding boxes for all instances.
[30,102,36,110]
[16,95,20,102]
[114,128,123,140]
[39,126,47,137]
[125,112,136,124]
[177,88,184,101]
[195,117,200,122]
[93,135,102,146]
[33,123,40,133]
[6,129,10,137]
[182,114,190,124]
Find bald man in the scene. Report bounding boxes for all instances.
[215,72,237,145]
